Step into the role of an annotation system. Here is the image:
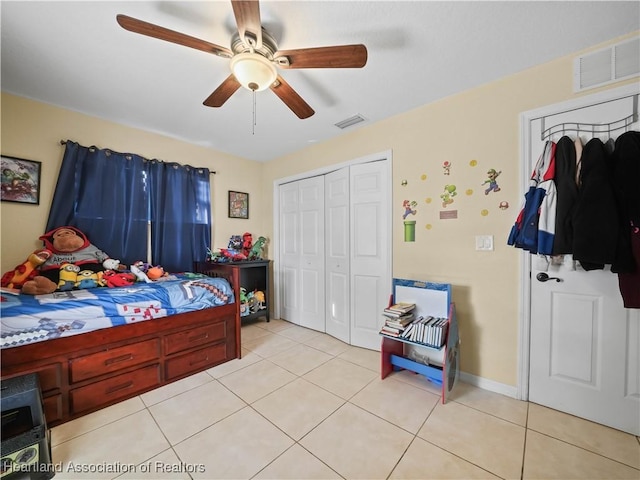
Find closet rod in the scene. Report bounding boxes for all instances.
[59,139,216,174]
[540,93,639,140]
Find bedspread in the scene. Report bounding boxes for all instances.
[0,273,234,349]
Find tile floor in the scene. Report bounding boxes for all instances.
[50,319,640,480]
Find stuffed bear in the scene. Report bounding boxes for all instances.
[21,226,112,295]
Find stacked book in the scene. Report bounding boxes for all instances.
[383,302,415,317]
[379,302,416,337]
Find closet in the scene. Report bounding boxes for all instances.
[277,157,391,350]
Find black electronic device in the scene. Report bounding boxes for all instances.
[1,374,54,479]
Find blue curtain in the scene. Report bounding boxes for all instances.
[148,160,211,273]
[47,141,211,271]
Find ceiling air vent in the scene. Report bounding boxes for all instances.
[335,114,366,129]
[574,36,640,92]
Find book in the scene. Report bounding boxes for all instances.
[380,325,402,337]
[410,316,429,342]
[383,308,414,317]
[384,302,415,314]
[398,316,419,338]
[384,314,414,328]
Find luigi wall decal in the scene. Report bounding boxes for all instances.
[482,169,502,195]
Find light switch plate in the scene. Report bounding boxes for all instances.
[475,235,494,251]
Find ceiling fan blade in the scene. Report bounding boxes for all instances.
[274,45,367,69]
[270,75,315,119]
[116,14,232,58]
[231,0,263,49]
[203,75,242,107]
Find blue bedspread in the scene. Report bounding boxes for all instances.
[0,273,234,349]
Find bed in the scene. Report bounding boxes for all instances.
[0,264,241,427]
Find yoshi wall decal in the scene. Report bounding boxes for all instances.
[440,184,457,208]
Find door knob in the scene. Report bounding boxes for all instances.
[536,272,562,283]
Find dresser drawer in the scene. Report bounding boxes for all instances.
[164,323,226,356]
[43,393,63,425]
[165,343,227,381]
[37,363,63,393]
[70,364,160,414]
[6,363,62,393]
[70,339,160,383]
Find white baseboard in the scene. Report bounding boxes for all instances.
[459,370,519,399]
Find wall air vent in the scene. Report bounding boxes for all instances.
[574,36,640,92]
[334,114,366,129]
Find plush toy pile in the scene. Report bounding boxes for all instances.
[207,232,268,263]
[1,226,166,295]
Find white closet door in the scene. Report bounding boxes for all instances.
[325,167,350,343]
[349,161,391,350]
[279,176,326,329]
[299,176,326,331]
[279,181,300,324]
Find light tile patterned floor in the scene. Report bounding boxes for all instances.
[50,319,640,480]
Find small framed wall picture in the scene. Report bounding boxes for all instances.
[228,190,249,219]
[1,155,42,205]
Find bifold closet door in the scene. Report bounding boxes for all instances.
[325,167,350,343]
[349,160,391,350]
[279,176,326,331]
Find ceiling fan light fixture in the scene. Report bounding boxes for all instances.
[230,52,277,92]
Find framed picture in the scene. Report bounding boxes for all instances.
[1,155,42,205]
[228,190,249,219]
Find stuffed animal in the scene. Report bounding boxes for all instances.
[75,269,101,289]
[1,249,52,290]
[130,263,151,283]
[146,265,166,280]
[57,263,81,291]
[242,232,253,257]
[248,236,268,260]
[21,226,112,295]
[102,270,137,288]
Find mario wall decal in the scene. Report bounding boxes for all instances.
[402,200,418,242]
[402,200,417,219]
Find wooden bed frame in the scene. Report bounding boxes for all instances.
[0,264,242,427]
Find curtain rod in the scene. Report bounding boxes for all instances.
[59,139,216,174]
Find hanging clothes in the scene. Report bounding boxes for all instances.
[552,136,578,255]
[611,131,640,308]
[572,138,619,271]
[508,140,557,255]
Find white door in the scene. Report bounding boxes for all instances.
[525,87,640,435]
[279,176,325,330]
[280,181,300,323]
[325,167,350,343]
[349,160,392,350]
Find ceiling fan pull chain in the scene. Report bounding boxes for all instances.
[252,89,257,135]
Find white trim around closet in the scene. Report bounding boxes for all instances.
[272,149,393,321]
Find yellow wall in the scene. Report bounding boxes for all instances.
[0,93,266,273]
[1,32,638,389]
[260,33,640,387]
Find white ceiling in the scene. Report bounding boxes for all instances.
[2,1,639,162]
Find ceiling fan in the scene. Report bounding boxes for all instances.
[116,0,368,119]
